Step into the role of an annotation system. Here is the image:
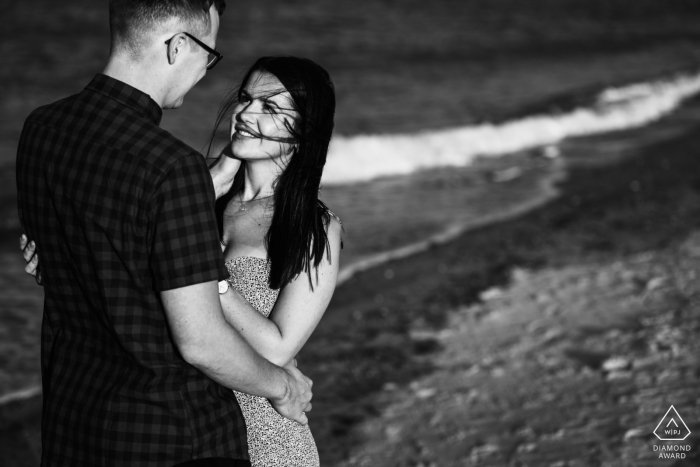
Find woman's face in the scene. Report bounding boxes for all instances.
[230,70,299,162]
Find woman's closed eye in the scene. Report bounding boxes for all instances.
[263,100,280,114]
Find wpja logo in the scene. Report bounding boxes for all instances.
[652,405,692,460]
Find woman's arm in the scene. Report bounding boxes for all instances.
[219,217,343,367]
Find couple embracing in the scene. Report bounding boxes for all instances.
[16,1,342,466]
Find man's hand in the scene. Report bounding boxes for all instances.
[270,359,313,425]
[20,234,42,285]
[208,145,242,200]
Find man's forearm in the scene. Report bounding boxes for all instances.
[183,316,289,400]
[161,282,288,400]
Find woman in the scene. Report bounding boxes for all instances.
[21,56,342,467]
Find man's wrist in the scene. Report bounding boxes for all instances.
[210,156,238,200]
[269,367,291,403]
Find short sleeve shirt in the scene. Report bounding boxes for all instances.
[16,74,248,466]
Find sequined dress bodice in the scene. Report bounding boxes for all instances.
[226,257,279,318]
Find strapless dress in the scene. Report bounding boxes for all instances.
[226,256,320,467]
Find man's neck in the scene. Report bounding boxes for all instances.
[103,55,167,108]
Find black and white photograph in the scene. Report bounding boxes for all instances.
[1,0,699,465]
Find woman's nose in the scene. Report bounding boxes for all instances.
[237,108,251,123]
[238,103,258,124]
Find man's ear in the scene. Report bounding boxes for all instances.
[166,33,188,65]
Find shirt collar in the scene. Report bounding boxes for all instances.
[85,73,163,125]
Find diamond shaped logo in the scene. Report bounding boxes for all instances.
[654,406,691,441]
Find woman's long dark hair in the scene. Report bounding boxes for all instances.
[209,56,336,290]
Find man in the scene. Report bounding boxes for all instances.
[16,1,312,465]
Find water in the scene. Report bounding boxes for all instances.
[3,0,700,398]
[324,71,700,184]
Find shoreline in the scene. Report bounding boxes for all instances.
[336,158,566,286]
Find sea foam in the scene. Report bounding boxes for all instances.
[323,70,700,185]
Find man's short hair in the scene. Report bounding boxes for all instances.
[109,0,226,59]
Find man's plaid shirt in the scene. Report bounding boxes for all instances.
[16,74,248,466]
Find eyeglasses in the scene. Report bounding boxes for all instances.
[165,32,223,70]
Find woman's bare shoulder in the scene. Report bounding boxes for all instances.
[324,207,343,227]
[322,207,344,249]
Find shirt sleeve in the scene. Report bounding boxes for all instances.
[150,153,228,291]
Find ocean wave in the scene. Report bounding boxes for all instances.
[323,69,700,185]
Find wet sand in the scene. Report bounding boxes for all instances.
[337,231,700,466]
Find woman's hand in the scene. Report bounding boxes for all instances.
[209,144,242,200]
[20,234,42,285]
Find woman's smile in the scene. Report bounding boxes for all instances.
[232,125,257,138]
[233,123,258,139]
